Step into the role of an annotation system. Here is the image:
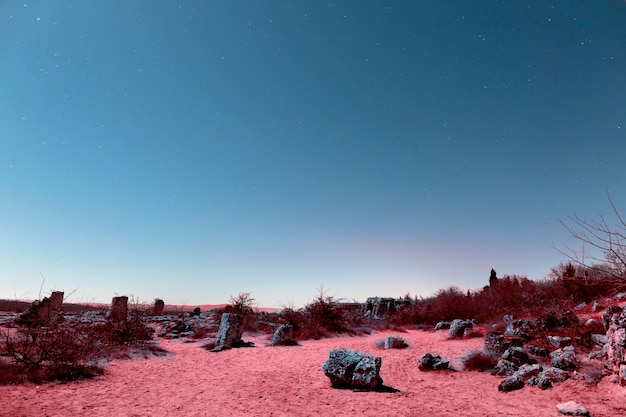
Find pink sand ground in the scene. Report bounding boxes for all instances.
[1,329,624,417]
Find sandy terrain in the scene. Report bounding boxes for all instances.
[1,329,624,417]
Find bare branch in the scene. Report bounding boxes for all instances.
[558,191,626,279]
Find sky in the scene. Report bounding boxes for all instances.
[1,1,626,308]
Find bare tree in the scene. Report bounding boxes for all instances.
[228,292,256,317]
[557,190,626,279]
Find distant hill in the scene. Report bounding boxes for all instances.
[0,299,279,314]
[164,304,280,313]
[0,299,101,313]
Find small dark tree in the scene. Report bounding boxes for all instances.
[227,292,256,317]
[489,269,498,287]
[306,286,344,332]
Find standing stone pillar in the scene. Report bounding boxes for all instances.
[48,291,64,312]
[153,299,165,316]
[20,291,65,325]
[110,296,129,323]
[215,313,243,348]
[38,291,64,323]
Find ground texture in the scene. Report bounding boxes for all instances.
[1,329,625,417]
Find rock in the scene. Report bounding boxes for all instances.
[556,401,591,416]
[322,349,383,389]
[535,310,580,330]
[590,333,608,347]
[491,359,518,376]
[620,364,626,385]
[528,376,552,390]
[160,319,194,338]
[582,319,606,335]
[551,346,578,370]
[528,366,570,389]
[602,305,623,331]
[484,332,525,356]
[603,305,626,383]
[591,300,602,312]
[418,353,449,371]
[215,313,243,348]
[502,314,513,322]
[498,375,524,392]
[575,302,587,310]
[434,321,450,330]
[0,312,18,326]
[527,345,551,357]
[547,335,572,348]
[502,347,530,366]
[19,291,65,326]
[271,324,295,346]
[152,299,165,316]
[504,320,534,340]
[364,297,399,318]
[515,363,543,380]
[109,296,128,323]
[383,336,408,349]
[352,355,383,389]
[588,350,605,360]
[448,319,473,338]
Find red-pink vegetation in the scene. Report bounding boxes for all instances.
[0,304,158,385]
[390,266,626,328]
[462,350,498,372]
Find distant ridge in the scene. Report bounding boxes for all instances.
[0,299,280,314]
[165,304,281,313]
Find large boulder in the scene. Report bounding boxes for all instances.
[271,324,295,346]
[322,349,383,389]
[215,313,243,348]
[448,319,473,338]
[352,355,383,389]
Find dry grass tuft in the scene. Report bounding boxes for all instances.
[462,350,498,372]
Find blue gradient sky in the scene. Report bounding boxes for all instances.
[2,1,625,308]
